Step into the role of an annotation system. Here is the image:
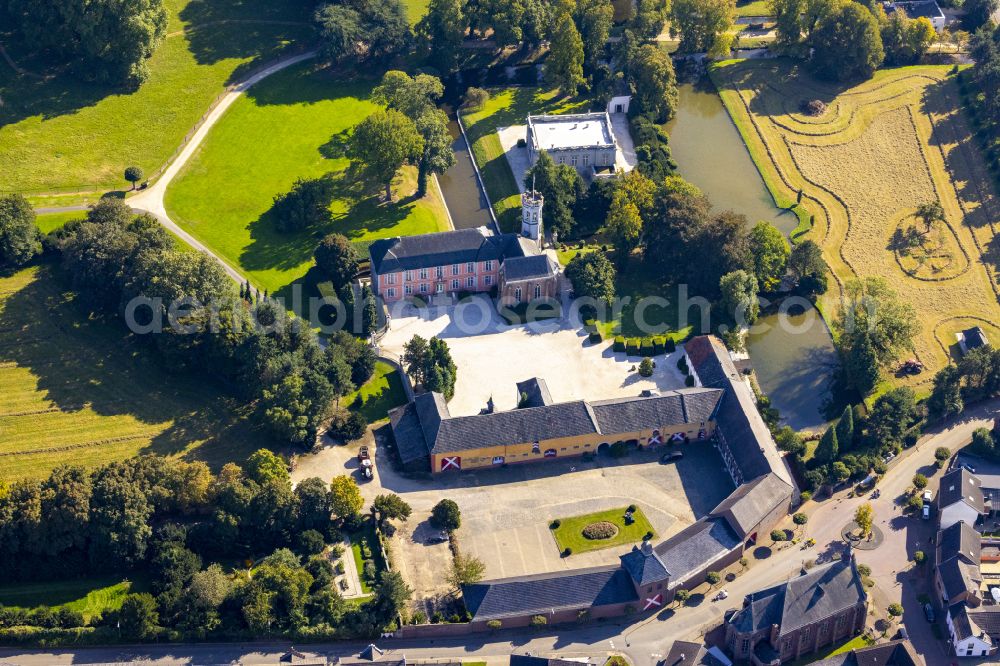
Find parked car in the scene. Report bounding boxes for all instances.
[923,490,933,504]
[358,445,370,462]
[712,590,728,601]
[924,603,935,622]
[661,451,684,464]
[961,462,977,473]
[360,458,373,480]
[922,504,931,520]
[427,532,449,544]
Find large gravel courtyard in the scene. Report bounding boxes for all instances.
[378,297,688,415]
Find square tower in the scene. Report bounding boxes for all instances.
[521,189,543,243]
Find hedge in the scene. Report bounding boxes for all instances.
[589,330,603,344]
[640,339,654,357]
[626,338,641,357]
[613,336,626,352]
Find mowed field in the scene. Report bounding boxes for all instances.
[0,264,272,483]
[0,0,314,197]
[163,62,450,294]
[712,60,1000,386]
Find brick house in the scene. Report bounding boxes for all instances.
[725,556,868,665]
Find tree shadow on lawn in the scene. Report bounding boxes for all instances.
[0,53,119,128]
[718,58,854,120]
[921,78,1000,235]
[0,262,267,470]
[178,0,314,76]
[240,169,414,275]
[244,63,376,107]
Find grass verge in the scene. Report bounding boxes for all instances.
[0,574,150,621]
[551,506,655,555]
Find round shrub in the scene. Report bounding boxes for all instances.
[582,521,619,540]
[550,519,561,529]
[562,547,572,557]
[627,504,637,513]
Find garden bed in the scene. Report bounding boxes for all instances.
[550,506,655,555]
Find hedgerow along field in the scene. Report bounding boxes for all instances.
[0,264,273,484]
[711,60,1000,386]
[461,87,589,232]
[0,0,314,200]
[163,61,450,295]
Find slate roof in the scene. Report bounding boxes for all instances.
[516,377,554,408]
[939,468,985,513]
[510,655,588,666]
[389,392,449,464]
[662,642,730,666]
[948,603,993,643]
[434,400,599,454]
[729,558,866,637]
[391,388,725,459]
[811,640,919,666]
[710,473,793,538]
[589,388,722,435]
[620,542,670,586]
[462,565,638,621]
[502,254,558,281]
[963,326,990,350]
[938,520,981,565]
[368,228,527,274]
[655,517,741,588]
[937,557,982,601]
[968,607,1000,637]
[684,336,793,487]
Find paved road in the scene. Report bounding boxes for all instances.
[7,399,998,666]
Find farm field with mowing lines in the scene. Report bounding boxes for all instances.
[0,263,272,483]
[711,60,1000,387]
[0,0,313,195]
[164,62,450,294]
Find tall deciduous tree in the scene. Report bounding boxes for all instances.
[627,44,679,122]
[415,110,456,196]
[881,13,936,65]
[605,194,643,262]
[329,475,364,520]
[545,12,586,94]
[314,233,360,289]
[771,0,806,48]
[748,221,789,291]
[348,109,424,202]
[315,0,410,66]
[927,364,964,421]
[669,0,735,53]
[835,277,918,385]
[719,270,760,326]
[0,193,41,268]
[809,0,884,81]
[416,0,466,72]
[565,251,617,306]
[574,0,615,68]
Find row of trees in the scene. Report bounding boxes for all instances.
[0,453,413,639]
[770,0,936,81]
[2,0,168,86]
[773,386,921,491]
[48,197,375,446]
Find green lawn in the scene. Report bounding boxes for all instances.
[787,635,874,665]
[461,88,590,232]
[0,0,314,195]
[164,62,450,294]
[403,0,430,24]
[551,506,655,555]
[347,361,408,423]
[0,263,274,483]
[734,0,773,16]
[34,211,85,234]
[0,575,150,620]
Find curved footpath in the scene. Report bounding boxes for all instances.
[35,50,319,286]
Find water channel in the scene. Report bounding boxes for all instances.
[666,81,841,431]
[437,116,496,231]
